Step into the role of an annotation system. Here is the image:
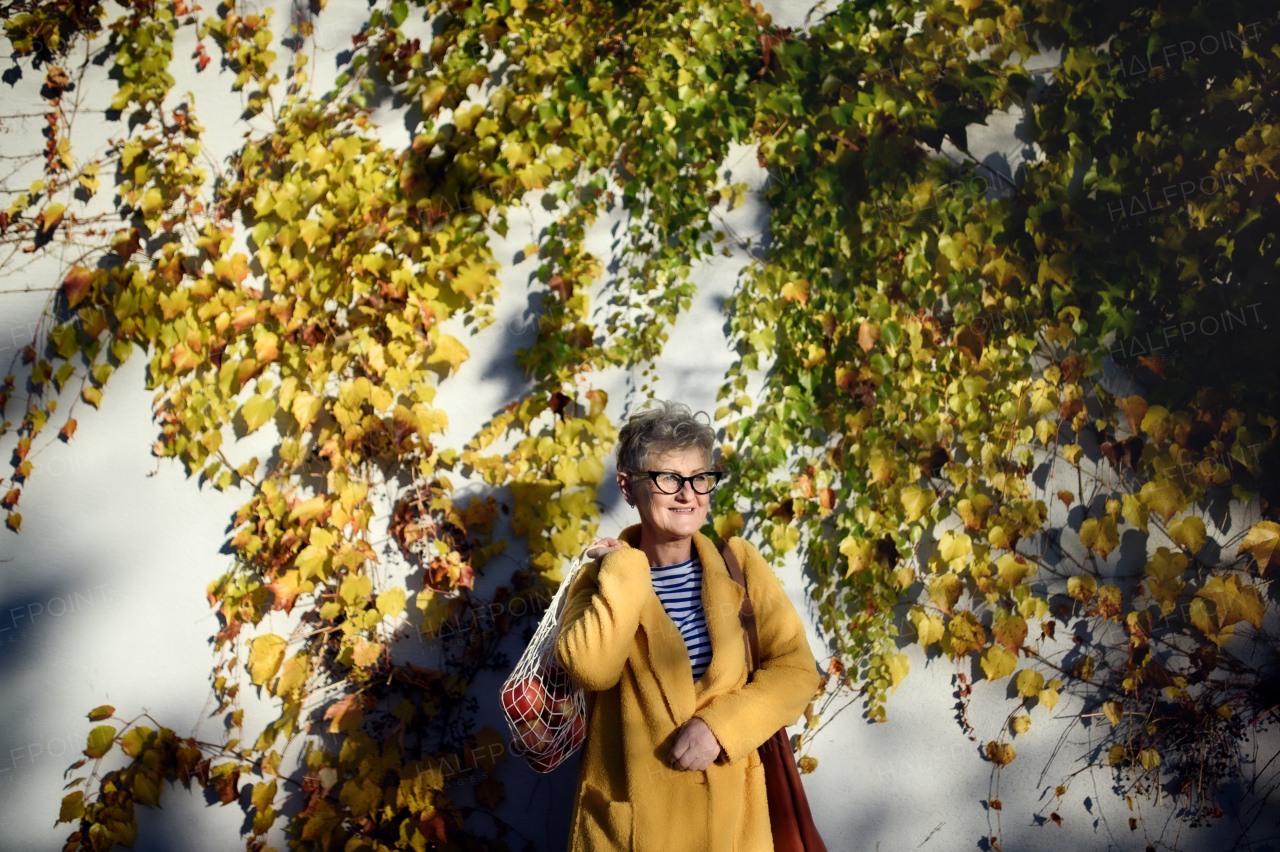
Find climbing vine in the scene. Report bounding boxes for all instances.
[1,0,1278,849]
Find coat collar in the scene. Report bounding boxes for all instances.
[616,525,748,720]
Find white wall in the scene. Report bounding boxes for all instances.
[2,2,1276,850]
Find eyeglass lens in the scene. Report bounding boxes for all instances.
[653,472,718,494]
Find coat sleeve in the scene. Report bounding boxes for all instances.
[554,547,651,692]
[693,537,823,764]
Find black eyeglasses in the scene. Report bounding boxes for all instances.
[626,470,725,495]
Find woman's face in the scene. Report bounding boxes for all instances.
[620,446,713,541]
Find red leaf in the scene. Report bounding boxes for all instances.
[63,267,95,308]
[215,766,241,804]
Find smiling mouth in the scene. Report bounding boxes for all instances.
[670,508,694,513]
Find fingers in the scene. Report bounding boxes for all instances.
[669,721,718,771]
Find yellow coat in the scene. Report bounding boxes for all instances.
[555,525,822,852]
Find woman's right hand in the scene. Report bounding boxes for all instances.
[585,537,623,560]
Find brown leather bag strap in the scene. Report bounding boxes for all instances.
[721,540,762,678]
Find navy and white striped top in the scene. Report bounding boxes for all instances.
[651,555,713,679]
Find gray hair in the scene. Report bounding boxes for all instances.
[616,399,716,473]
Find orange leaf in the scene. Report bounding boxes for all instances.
[857,321,880,353]
[325,694,364,733]
[63,266,95,307]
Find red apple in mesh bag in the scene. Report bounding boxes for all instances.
[501,678,546,724]
[513,716,553,754]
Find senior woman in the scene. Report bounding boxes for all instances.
[555,400,822,852]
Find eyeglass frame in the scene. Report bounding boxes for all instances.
[622,469,726,495]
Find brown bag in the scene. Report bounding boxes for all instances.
[721,542,828,852]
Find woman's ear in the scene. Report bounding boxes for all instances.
[617,471,633,506]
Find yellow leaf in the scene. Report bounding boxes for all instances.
[886,653,909,693]
[376,587,406,620]
[867,451,893,484]
[1038,688,1059,711]
[291,391,322,429]
[1139,479,1184,524]
[1097,584,1122,619]
[1035,419,1056,446]
[290,495,327,523]
[242,394,276,434]
[452,262,494,300]
[1061,443,1084,465]
[992,615,1028,653]
[945,610,986,657]
[769,523,800,553]
[325,694,363,733]
[1121,494,1149,533]
[1168,515,1206,554]
[254,332,280,363]
[339,574,373,605]
[996,554,1033,588]
[1012,715,1032,735]
[1016,668,1044,698]
[985,741,1016,766]
[1103,700,1123,726]
[252,780,277,813]
[1144,546,1187,615]
[352,638,381,668]
[909,607,945,649]
[426,334,469,376]
[1138,748,1161,770]
[1140,405,1171,443]
[900,484,934,523]
[275,653,310,695]
[1078,516,1119,558]
[1067,575,1097,603]
[1240,520,1280,571]
[957,496,990,529]
[935,530,972,571]
[1197,575,1265,631]
[980,645,1017,681]
[249,634,287,686]
[780,279,809,304]
[841,535,874,576]
[714,510,744,540]
[928,573,963,614]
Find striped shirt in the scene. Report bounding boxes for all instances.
[650,555,713,680]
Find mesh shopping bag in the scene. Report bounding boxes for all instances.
[499,549,591,772]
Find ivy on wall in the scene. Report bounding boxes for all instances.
[1,0,1278,849]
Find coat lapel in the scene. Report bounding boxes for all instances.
[691,533,748,704]
[616,526,748,722]
[618,525,694,724]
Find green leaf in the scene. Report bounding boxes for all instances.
[59,791,85,823]
[87,705,115,721]
[84,725,116,759]
[391,0,409,27]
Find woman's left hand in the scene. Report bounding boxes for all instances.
[669,717,724,772]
